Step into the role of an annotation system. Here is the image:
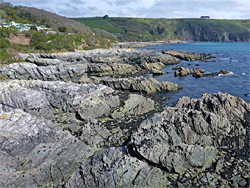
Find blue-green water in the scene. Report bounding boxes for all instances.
[141,42,250,104]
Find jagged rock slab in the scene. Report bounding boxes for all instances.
[88,63,139,76]
[129,92,249,175]
[0,82,53,119]
[111,94,154,119]
[0,109,96,188]
[0,80,120,120]
[162,49,211,61]
[21,48,180,65]
[97,76,182,94]
[65,147,170,188]
[0,62,88,82]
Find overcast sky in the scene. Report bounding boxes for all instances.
[6,0,250,19]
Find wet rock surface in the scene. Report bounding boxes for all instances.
[0,48,249,188]
[173,66,205,76]
[162,49,213,61]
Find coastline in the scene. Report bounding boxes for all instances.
[0,44,249,187]
[112,40,193,48]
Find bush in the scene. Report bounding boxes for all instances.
[0,38,10,49]
[58,26,67,32]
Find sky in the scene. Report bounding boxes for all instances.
[5,0,250,19]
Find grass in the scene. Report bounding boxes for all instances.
[72,17,122,33]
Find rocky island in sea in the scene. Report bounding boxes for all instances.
[0,47,249,188]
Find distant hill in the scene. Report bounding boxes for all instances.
[72,17,250,42]
[0,3,118,64]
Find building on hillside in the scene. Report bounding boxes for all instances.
[200,16,210,19]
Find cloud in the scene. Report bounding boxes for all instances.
[114,0,138,6]
[70,0,85,5]
[6,0,250,19]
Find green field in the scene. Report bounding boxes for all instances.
[72,17,250,42]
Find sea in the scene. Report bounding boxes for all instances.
[140,42,250,105]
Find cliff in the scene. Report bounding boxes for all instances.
[72,17,250,42]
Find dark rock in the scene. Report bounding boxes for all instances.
[172,65,183,70]
[219,69,230,75]
[162,49,210,61]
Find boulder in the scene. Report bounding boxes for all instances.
[219,69,230,75]
[111,94,154,119]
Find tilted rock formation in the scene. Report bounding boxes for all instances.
[0,109,96,188]
[129,92,249,175]
[97,76,182,94]
[25,49,180,65]
[65,147,170,188]
[162,49,212,61]
[173,66,205,76]
[64,92,249,187]
[87,63,139,76]
[0,80,120,120]
[0,62,88,82]
[111,94,154,119]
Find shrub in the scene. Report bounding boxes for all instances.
[58,26,67,32]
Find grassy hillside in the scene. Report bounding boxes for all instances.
[0,3,118,64]
[72,17,250,42]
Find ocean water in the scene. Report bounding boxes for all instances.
[140,42,250,104]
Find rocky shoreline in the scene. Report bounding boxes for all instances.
[0,48,249,188]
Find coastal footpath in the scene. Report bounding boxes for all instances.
[0,48,249,188]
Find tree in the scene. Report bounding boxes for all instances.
[58,26,67,32]
[30,25,37,31]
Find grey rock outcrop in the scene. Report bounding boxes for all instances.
[193,69,231,78]
[0,80,120,120]
[65,147,170,188]
[140,62,165,75]
[0,109,96,188]
[98,76,182,94]
[0,82,53,119]
[162,49,211,61]
[88,63,139,76]
[174,66,205,76]
[130,92,249,175]
[111,94,154,119]
[28,49,180,65]
[0,62,88,82]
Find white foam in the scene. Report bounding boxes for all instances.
[218,71,234,77]
[242,73,246,75]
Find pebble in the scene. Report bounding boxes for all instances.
[238,179,247,187]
